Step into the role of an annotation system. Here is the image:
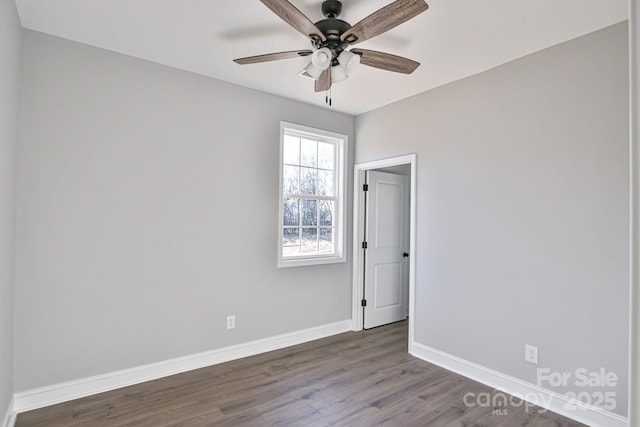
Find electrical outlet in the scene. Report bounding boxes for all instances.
[226,315,236,330]
[525,344,538,364]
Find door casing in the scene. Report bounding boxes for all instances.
[352,154,417,352]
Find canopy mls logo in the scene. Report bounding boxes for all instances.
[462,391,551,415]
[463,367,619,416]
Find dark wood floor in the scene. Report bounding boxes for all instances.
[16,321,585,426]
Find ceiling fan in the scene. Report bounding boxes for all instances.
[233,0,429,95]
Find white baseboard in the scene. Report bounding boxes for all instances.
[13,319,352,414]
[411,342,628,427]
[2,396,15,427]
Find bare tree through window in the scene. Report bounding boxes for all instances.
[282,134,336,257]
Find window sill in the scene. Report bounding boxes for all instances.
[278,255,346,268]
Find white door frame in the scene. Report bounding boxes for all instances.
[352,154,417,350]
[629,0,639,423]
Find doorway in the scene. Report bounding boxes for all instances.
[362,168,410,328]
[352,155,416,350]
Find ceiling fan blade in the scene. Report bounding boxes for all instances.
[260,0,326,41]
[341,0,428,45]
[233,50,313,65]
[315,68,332,92]
[351,49,420,74]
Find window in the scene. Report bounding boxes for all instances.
[278,122,347,268]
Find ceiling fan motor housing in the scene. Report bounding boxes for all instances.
[313,19,351,65]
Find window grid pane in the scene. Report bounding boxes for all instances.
[282,227,301,257]
[300,167,317,195]
[300,138,317,168]
[283,135,300,166]
[319,227,334,254]
[283,165,300,194]
[317,142,334,170]
[283,198,299,226]
[301,227,318,254]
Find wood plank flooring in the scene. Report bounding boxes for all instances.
[15,321,586,426]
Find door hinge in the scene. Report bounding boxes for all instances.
[363,184,369,192]
[361,299,367,307]
[362,241,368,249]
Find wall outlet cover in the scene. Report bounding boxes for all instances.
[226,315,236,330]
[525,344,538,364]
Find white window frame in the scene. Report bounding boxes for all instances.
[278,121,347,268]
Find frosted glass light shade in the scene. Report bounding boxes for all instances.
[312,48,333,70]
[338,50,360,74]
[303,62,324,79]
[331,64,348,83]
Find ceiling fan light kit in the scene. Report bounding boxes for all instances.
[234,0,429,100]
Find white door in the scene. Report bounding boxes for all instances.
[364,170,409,329]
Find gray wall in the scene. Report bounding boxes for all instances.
[355,22,630,416]
[15,31,355,391]
[0,0,21,418]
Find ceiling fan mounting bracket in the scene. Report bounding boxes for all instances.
[321,0,342,19]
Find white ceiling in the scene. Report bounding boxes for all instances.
[15,0,628,115]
